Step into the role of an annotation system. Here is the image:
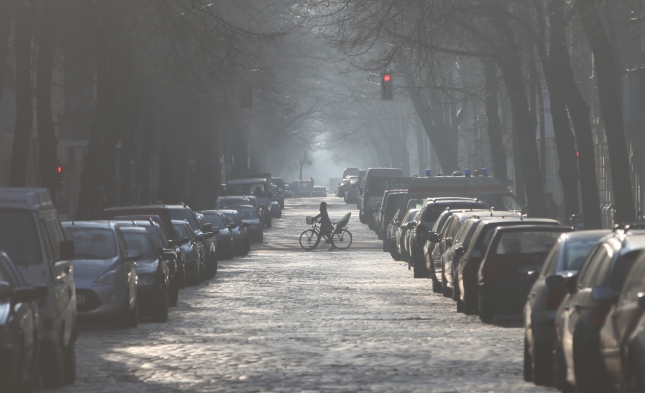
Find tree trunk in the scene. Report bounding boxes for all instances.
[36,0,58,200]
[494,15,548,217]
[481,59,507,184]
[399,115,411,176]
[549,0,602,228]
[406,76,459,173]
[10,0,33,187]
[577,0,635,223]
[0,0,15,105]
[415,117,426,175]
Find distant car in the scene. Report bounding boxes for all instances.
[345,180,360,204]
[120,227,171,323]
[219,210,252,253]
[283,184,293,198]
[523,230,608,386]
[226,205,263,243]
[199,211,236,260]
[172,220,205,285]
[0,252,47,392]
[271,177,286,209]
[554,229,645,393]
[62,221,141,328]
[312,186,327,197]
[395,209,420,261]
[0,188,76,388]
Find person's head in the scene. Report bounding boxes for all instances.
[320,201,327,211]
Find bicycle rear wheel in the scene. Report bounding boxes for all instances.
[299,229,320,250]
[332,229,353,250]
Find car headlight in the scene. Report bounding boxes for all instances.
[93,269,117,286]
[138,275,155,286]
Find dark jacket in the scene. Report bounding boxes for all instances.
[314,209,332,233]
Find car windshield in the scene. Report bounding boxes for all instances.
[173,224,191,240]
[233,207,258,220]
[222,213,240,225]
[169,209,199,231]
[143,226,165,247]
[203,213,226,228]
[228,183,266,196]
[495,231,560,254]
[367,177,407,196]
[0,210,42,265]
[563,239,598,271]
[63,227,117,259]
[123,232,156,260]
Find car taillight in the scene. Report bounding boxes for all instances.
[545,287,567,311]
[591,301,613,327]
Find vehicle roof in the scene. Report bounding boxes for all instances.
[118,226,149,233]
[228,178,266,184]
[365,168,404,176]
[61,220,117,229]
[226,205,255,209]
[199,210,224,215]
[218,196,248,200]
[450,210,513,220]
[217,209,240,215]
[272,177,283,180]
[478,216,559,224]
[407,175,511,196]
[600,230,645,254]
[491,224,571,233]
[560,230,611,242]
[104,204,192,212]
[0,188,54,211]
[171,219,190,226]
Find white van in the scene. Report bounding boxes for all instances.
[0,188,76,388]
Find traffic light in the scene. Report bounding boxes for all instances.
[57,162,64,182]
[241,81,253,109]
[381,72,393,100]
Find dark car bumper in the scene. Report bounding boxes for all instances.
[478,281,530,313]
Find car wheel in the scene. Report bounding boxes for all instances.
[152,285,169,323]
[169,278,179,307]
[64,340,76,385]
[116,290,138,329]
[432,276,442,293]
[553,343,574,393]
[441,270,452,298]
[266,218,272,228]
[413,257,430,278]
[359,210,367,224]
[478,293,493,324]
[533,342,553,386]
[205,254,217,280]
[389,242,401,261]
[382,238,390,252]
[40,334,66,388]
[463,285,478,315]
[524,336,534,382]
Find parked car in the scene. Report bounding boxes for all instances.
[312,186,327,197]
[120,227,171,323]
[452,216,561,312]
[199,210,236,259]
[271,177,286,209]
[113,218,182,306]
[219,210,252,251]
[283,184,293,198]
[395,209,420,262]
[226,205,263,243]
[62,221,140,330]
[356,169,367,209]
[271,186,282,218]
[216,196,253,209]
[359,168,406,225]
[553,229,645,393]
[0,252,48,392]
[408,198,488,279]
[228,174,274,227]
[172,220,205,285]
[345,180,360,204]
[342,167,360,178]
[0,188,76,388]
[621,301,645,392]
[378,190,407,243]
[523,230,609,386]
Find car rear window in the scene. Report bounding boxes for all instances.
[0,210,43,265]
[232,207,258,220]
[63,227,117,259]
[221,212,240,225]
[203,213,226,228]
[169,209,199,231]
[563,239,598,271]
[228,183,266,196]
[495,231,560,255]
[123,232,156,260]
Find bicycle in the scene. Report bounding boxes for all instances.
[299,214,353,250]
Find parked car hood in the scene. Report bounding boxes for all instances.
[72,257,119,278]
[135,259,159,275]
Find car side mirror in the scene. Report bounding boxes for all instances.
[455,246,466,257]
[0,281,13,298]
[59,240,74,260]
[565,275,578,294]
[161,250,176,261]
[592,287,615,301]
[202,223,213,232]
[428,232,441,243]
[639,293,645,310]
[546,275,565,288]
[12,287,38,304]
[126,250,143,262]
[445,237,453,248]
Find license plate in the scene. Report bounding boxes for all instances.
[77,295,85,304]
[518,265,540,273]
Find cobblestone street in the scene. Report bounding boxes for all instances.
[58,198,557,393]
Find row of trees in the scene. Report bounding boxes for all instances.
[303,0,641,226]
[0,0,329,218]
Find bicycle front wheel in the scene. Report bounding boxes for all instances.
[299,229,320,250]
[332,229,353,250]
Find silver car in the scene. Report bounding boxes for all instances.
[61,221,141,328]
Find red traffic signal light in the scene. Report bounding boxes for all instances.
[57,166,63,173]
[381,72,393,100]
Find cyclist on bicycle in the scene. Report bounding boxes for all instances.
[312,202,338,250]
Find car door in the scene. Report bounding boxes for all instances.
[41,212,75,345]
